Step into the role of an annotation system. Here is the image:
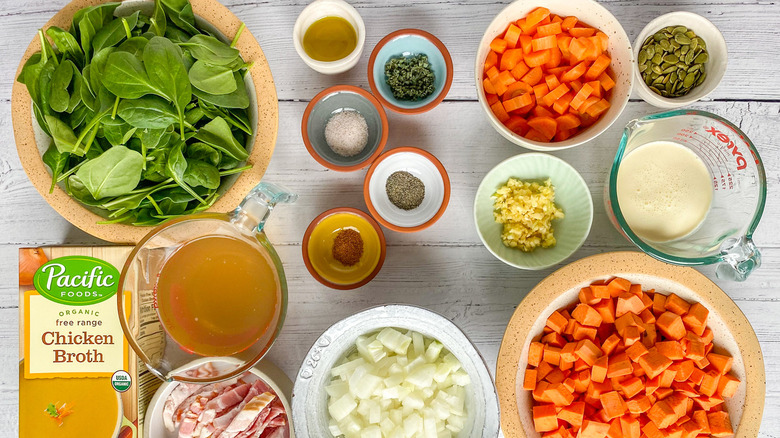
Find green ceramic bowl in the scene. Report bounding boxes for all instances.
[474,153,593,270]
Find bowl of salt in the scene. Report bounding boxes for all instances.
[302,85,389,171]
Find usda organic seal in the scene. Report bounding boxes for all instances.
[111,370,131,392]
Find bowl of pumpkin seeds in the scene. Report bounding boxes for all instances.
[634,11,727,108]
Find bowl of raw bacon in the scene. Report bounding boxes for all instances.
[475,0,634,151]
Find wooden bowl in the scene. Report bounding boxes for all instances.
[496,251,765,438]
[11,0,278,244]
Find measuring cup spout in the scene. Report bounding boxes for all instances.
[716,236,761,281]
[232,182,298,234]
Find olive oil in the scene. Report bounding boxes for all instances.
[156,235,281,357]
[303,16,357,62]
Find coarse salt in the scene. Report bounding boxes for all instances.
[324,110,369,157]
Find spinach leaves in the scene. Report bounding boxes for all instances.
[19,0,254,226]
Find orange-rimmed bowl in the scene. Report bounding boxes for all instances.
[368,29,453,114]
[302,207,386,290]
[363,147,451,233]
[301,85,389,172]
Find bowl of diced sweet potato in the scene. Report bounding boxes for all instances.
[475,0,634,151]
[496,251,765,438]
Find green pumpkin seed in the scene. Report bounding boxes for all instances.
[695,52,709,64]
[683,73,696,88]
[673,26,688,34]
[674,34,692,45]
[649,85,662,95]
[685,50,695,65]
[652,65,664,74]
[652,53,663,64]
[653,33,665,42]
[660,39,671,51]
[681,45,689,55]
[678,70,687,80]
[695,72,706,86]
[664,54,679,63]
[638,50,648,64]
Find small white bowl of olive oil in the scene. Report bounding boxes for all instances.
[293,0,366,75]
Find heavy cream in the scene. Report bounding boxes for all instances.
[616,141,713,242]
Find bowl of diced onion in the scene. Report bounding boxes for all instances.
[291,305,500,438]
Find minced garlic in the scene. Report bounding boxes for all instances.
[491,178,564,252]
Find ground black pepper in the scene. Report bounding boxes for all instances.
[385,171,425,210]
[332,228,364,266]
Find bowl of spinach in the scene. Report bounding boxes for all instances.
[12,0,278,243]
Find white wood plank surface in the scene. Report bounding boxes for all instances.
[0,0,778,437]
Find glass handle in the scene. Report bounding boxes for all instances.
[231,182,298,234]
[716,236,761,281]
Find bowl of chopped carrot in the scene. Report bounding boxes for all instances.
[475,1,634,150]
[495,251,765,438]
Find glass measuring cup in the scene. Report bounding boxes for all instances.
[606,110,766,281]
[117,182,297,383]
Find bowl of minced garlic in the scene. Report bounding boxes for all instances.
[474,153,593,270]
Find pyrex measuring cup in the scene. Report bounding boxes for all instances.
[606,110,766,281]
[117,182,297,383]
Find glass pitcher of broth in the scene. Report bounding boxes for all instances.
[606,110,766,281]
[117,182,297,383]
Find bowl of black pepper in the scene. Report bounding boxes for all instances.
[302,207,387,290]
[367,29,454,114]
[363,147,451,232]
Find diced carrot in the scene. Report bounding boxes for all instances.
[504,24,522,49]
[503,93,535,113]
[557,35,572,59]
[584,54,611,80]
[553,92,574,115]
[524,128,549,142]
[485,51,498,71]
[532,35,558,52]
[485,65,500,81]
[500,49,524,71]
[594,31,609,52]
[529,341,545,367]
[537,22,562,36]
[527,116,557,141]
[504,81,533,100]
[587,81,603,99]
[664,294,691,316]
[561,16,578,31]
[560,61,587,83]
[533,105,556,119]
[545,74,561,90]
[534,83,550,101]
[490,37,508,54]
[585,98,611,118]
[558,401,585,428]
[521,66,544,86]
[707,411,733,437]
[526,7,551,28]
[491,101,510,122]
[486,93,499,106]
[580,420,611,438]
[657,312,687,340]
[497,70,517,87]
[570,83,594,111]
[682,303,709,336]
[599,72,616,91]
[569,27,597,37]
[545,47,563,69]
[483,78,497,95]
[542,83,570,107]
[616,293,646,318]
[568,37,589,62]
[533,404,560,432]
[524,49,550,68]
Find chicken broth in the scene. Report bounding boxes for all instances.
[156,235,281,357]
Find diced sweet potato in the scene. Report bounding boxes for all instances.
[534,404,560,432]
[707,411,734,437]
[657,312,687,340]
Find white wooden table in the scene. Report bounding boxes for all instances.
[0,0,777,436]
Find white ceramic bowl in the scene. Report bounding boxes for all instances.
[633,12,727,108]
[291,305,500,438]
[293,0,366,75]
[363,147,451,232]
[475,0,634,151]
[144,358,295,438]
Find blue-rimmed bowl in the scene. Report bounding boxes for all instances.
[367,29,453,114]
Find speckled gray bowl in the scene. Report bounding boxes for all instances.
[302,85,389,172]
[292,305,500,437]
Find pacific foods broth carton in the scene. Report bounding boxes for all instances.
[19,247,161,437]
